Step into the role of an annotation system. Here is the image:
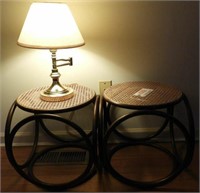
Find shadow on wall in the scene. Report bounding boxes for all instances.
[82,1,199,85]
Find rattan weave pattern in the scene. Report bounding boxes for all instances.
[17,84,96,112]
[103,81,182,107]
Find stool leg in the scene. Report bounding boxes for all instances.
[98,96,107,171]
[167,106,180,159]
[98,97,102,171]
[182,94,195,167]
[92,96,100,169]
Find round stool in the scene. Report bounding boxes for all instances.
[100,81,195,189]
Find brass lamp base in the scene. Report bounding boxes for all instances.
[40,87,74,102]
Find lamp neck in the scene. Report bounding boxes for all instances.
[50,49,58,70]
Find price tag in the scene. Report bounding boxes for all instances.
[133,88,153,97]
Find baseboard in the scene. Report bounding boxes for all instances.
[0,130,87,146]
[0,127,197,146]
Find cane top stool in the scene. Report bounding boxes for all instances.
[17,83,96,113]
[5,83,99,191]
[101,81,195,189]
[103,81,183,109]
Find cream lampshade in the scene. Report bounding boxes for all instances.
[18,2,85,101]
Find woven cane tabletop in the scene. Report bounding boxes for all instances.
[103,81,182,108]
[17,84,96,112]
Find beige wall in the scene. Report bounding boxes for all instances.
[1,1,199,142]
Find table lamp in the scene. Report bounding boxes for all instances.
[17,2,85,102]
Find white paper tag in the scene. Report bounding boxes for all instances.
[133,88,153,97]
